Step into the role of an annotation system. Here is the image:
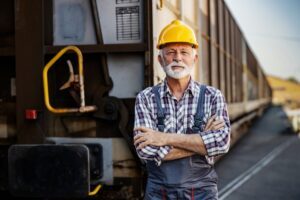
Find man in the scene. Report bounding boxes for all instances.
[134,20,230,199]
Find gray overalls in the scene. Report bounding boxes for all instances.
[144,85,218,200]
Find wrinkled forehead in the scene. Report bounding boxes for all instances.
[161,43,194,51]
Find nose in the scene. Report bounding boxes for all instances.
[173,52,182,63]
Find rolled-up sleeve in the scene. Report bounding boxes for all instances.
[199,90,231,157]
[134,91,171,165]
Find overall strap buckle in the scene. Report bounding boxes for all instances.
[192,85,207,133]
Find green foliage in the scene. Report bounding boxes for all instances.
[287,77,299,84]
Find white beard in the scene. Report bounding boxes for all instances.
[163,61,194,79]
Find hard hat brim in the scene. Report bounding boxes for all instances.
[157,42,198,49]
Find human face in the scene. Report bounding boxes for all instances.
[159,44,197,80]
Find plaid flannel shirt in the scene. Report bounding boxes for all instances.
[134,78,230,165]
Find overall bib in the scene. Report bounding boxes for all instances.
[144,85,218,200]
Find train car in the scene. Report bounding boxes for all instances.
[197,0,272,144]
[0,0,272,199]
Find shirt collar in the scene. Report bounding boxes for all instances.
[161,77,196,97]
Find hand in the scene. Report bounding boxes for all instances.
[204,115,226,131]
[134,127,167,149]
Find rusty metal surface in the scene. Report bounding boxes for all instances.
[210,0,219,89]
[0,1,14,47]
[199,0,210,85]
[246,45,259,78]
[44,0,53,45]
[0,1,14,36]
[144,0,154,87]
[15,0,45,143]
[218,0,226,95]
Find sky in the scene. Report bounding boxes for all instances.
[224,0,300,82]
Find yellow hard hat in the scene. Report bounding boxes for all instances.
[157,20,198,49]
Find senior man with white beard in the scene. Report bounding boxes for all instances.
[133,20,231,199]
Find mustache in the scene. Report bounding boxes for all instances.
[162,61,194,79]
[164,61,189,69]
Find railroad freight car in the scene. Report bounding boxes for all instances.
[197,0,272,144]
[0,0,272,199]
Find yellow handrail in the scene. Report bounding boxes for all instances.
[43,46,96,114]
[88,184,102,196]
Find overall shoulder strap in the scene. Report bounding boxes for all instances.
[192,84,207,132]
[152,85,165,132]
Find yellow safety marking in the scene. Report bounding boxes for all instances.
[88,184,102,196]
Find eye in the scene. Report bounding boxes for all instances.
[166,51,176,56]
[181,51,190,55]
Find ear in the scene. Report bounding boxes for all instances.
[194,53,199,63]
[158,54,164,67]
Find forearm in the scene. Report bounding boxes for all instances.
[199,128,230,156]
[165,134,207,155]
[163,147,195,161]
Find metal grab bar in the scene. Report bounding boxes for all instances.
[88,184,102,196]
[43,45,97,114]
